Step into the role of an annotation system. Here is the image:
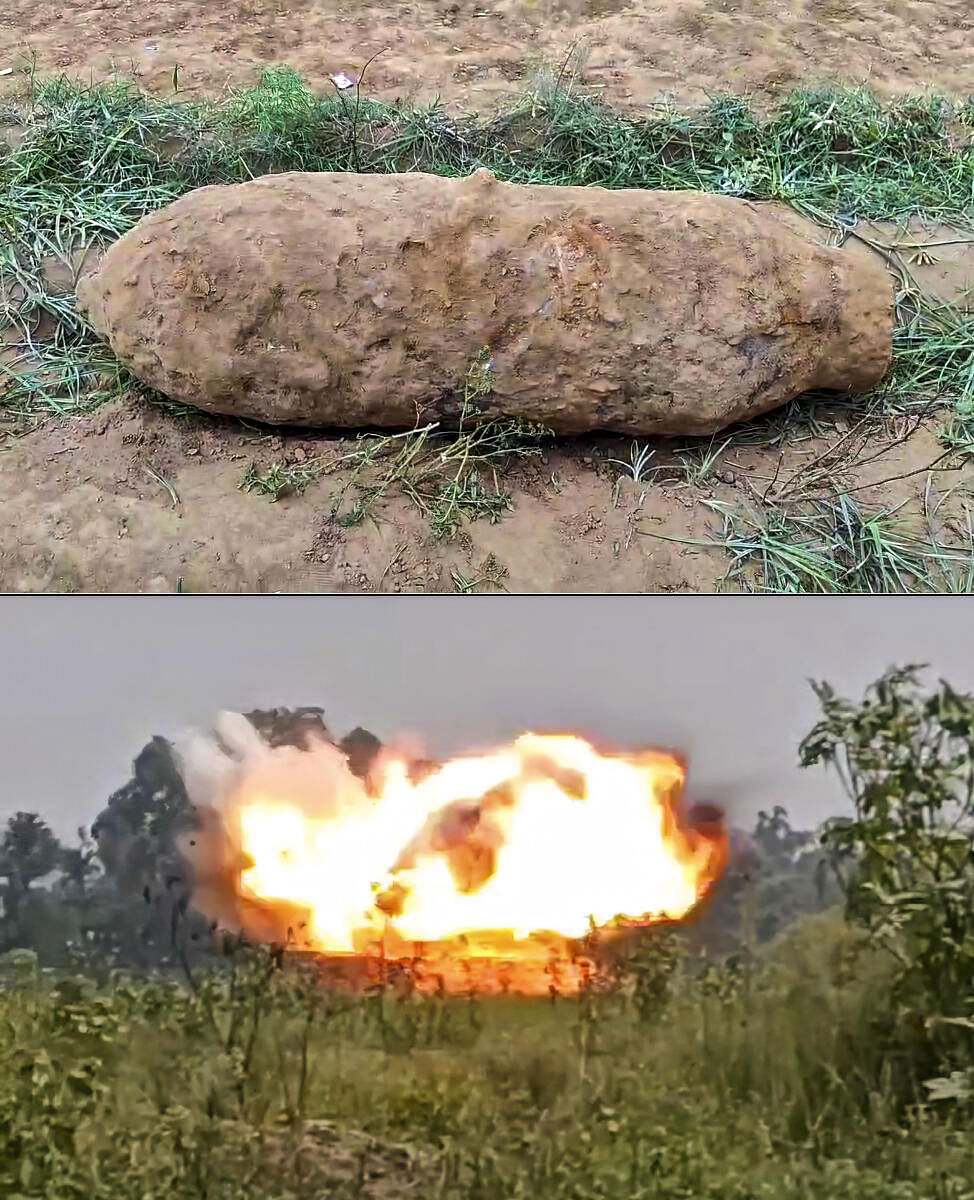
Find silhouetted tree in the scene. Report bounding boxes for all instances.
[0,811,62,947]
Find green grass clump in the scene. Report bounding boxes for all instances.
[690,494,974,593]
[893,301,974,411]
[450,552,509,593]
[325,413,550,539]
[234,354,551,540]
[240,458,326,502]
[941,395,974,456]
[323,353,552,539]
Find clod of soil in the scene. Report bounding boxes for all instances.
[77,169,895,436]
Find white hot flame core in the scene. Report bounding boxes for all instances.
[187,730,721,953]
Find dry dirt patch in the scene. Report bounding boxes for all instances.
[0,382,969,593]
[0,403,724,593]
[1,0,973,116]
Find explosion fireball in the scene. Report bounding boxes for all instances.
[176,714,728,995]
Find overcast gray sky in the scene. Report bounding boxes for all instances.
[0,598,969,842]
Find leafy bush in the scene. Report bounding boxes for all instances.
[801,664,974,1105]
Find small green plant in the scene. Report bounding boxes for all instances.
[621,928,684,1025]
[940,394,974,456]
[450,553,509,593]
[696,953,746,1003]
[329,351,552,537]
[672,435,732,486]
[608,439,656,483]
[890,295,974,416]
[240,459,323,501]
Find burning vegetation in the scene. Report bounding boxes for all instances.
[173,712,728,995]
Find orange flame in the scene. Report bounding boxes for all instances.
[187,731,727,994]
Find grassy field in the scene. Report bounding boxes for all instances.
[2,66,974,591]
[2,912,973,1200]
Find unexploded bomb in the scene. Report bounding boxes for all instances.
[77,169,895,436]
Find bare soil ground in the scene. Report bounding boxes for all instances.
[2,0,973,114]
[1,0,973,593]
